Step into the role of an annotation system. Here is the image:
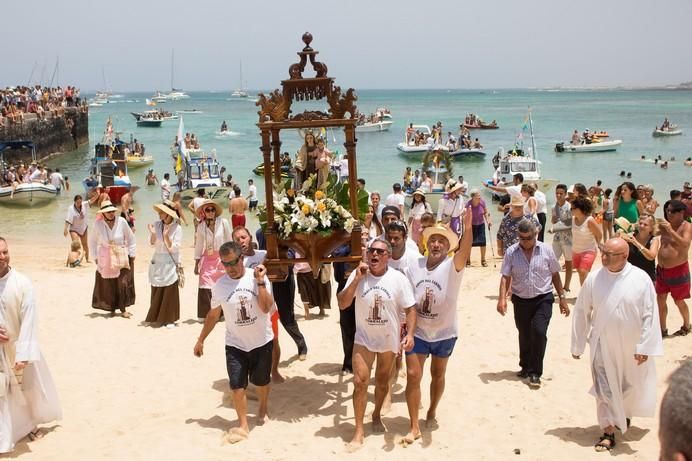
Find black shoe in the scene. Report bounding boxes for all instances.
[516,370,529,378]
[528,375,541,388]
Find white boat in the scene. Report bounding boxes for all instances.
[356,120,393,133]
[126,155,155,169]
[0,141,58,206]
[175,109,203,115]
[167,89,190,100]
[172,118,231,205]
[486,110,558,196]
[555,139,623,152]
[136,115,163,127]
[151,91,168,103]
[652,126,682,137]
[397,125,449,155]
[231,60,250,98]
[131,110,178,122]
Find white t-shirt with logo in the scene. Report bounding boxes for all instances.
[406,255,464,342]
[345,268,416,354]
[211,271,274,352]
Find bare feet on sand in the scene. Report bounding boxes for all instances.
[372,417,386,434]
[272,372,285,384]
[256,413,270,426]
[223,427,249,444]
[398,429,421,447]
[345,435,364,453]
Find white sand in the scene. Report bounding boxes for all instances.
[4,235,690,460]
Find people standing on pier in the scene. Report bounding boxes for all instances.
[89,201,137,318]
[193,199,232,322]
[64,194,90,263]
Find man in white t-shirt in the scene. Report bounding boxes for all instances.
[384,183,406,217]
[402,212,472,446]
[160,173,171,201]
[337,239,416,451]
[484,173,524,204]
[247,179,258,211]
[49,168,65,194]
[193,241,274,444]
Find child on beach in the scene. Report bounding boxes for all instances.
[66,240,82,268]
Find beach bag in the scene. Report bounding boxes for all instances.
[109,244,130,271]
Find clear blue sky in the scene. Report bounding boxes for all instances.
[3,0,691,91]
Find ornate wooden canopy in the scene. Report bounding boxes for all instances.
[256,32,362,280]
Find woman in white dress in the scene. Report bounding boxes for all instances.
[89,200,137,318]
[145,200,183,327]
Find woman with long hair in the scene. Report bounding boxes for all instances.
[614,181,643,231]
[362,203,384,245]
[571,196,603,285]
[408,189,432,245]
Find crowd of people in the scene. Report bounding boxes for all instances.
[0,85,84,127]
[0,155,690,455]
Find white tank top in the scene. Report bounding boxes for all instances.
[571,216,597,252]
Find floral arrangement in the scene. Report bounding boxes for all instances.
[259,173,368,239]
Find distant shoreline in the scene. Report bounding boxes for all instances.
[77,86,692,93]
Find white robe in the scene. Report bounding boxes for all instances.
[0,269,61,453]
[571,263,663,432]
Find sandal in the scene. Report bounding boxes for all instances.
[28,429,44,441]
[594,432,615,452]
[481,260,488,267]
[673,325,691,336]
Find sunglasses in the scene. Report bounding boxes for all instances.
[220,256,242,267]
[204,207,216,213]
[367,247,389,256]
[387,220,408,232]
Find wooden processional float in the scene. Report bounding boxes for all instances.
[256,32,364,281]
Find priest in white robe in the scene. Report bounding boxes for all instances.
[571,237,663,452]
[0,237,61,453]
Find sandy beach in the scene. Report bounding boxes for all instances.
[2,233,690,461]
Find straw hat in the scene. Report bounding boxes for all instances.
[153,200,180,221]
[446,181,463,194]
[510,195,525,207]
[412,188,426,198]
[423,225,459,251]
[96,200,118,214]
[614,216,633,232]
[196,198,222,217]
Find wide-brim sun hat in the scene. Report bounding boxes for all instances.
[423,225,459,251]
[197,198,222,217]
[510,195,526,207]
[614,216,633,232]
[96,200,118,214]
[153,200,180,221]
[412,189,426,198]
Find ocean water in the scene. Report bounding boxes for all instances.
[1,89,690,242]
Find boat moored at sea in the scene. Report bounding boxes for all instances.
[652,125,682,137]
[131,109,178,122]
[356,108,393,133]
[136,113,163,127]
[449,147,486,159]
[397,125,449,155]
[554,139,623,153]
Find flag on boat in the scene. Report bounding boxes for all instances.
[175,117,186,174]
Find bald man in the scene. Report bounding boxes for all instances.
[572,238,663,452]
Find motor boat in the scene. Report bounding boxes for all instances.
[448,147,486,159]
[131,110,178,122]
[136,114,163,127]
[252,162,294,179]
[652,125,682,137]
[356,120,393,133]
[0,141,59,206]
[554,139,623,152]
[397,125,449,155]
[126,155,155,169]
[82,119,132,204]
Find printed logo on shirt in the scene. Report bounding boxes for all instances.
[224,287,258,326]
[363,286,391,326]
[415,280,441,320]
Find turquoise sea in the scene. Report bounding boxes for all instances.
[2,89,691,241]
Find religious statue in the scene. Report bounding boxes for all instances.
[294,130,318,187]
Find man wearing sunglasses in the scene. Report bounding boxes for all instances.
[193,241,274,443]
[497,218,569,389]
[337,239,416,450]
[656,200,691,337]
[402,210,472,445]
[572,238,663,452]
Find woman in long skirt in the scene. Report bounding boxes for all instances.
[145,200,183,327]
[193,199,232,321]
[89,200,137,318]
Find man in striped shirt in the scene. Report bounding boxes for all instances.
[497,218,570,388]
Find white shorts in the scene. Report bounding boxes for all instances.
[552,238,573,262]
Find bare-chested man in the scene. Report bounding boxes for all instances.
[656,200,692,337]
[229,186,248,229]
